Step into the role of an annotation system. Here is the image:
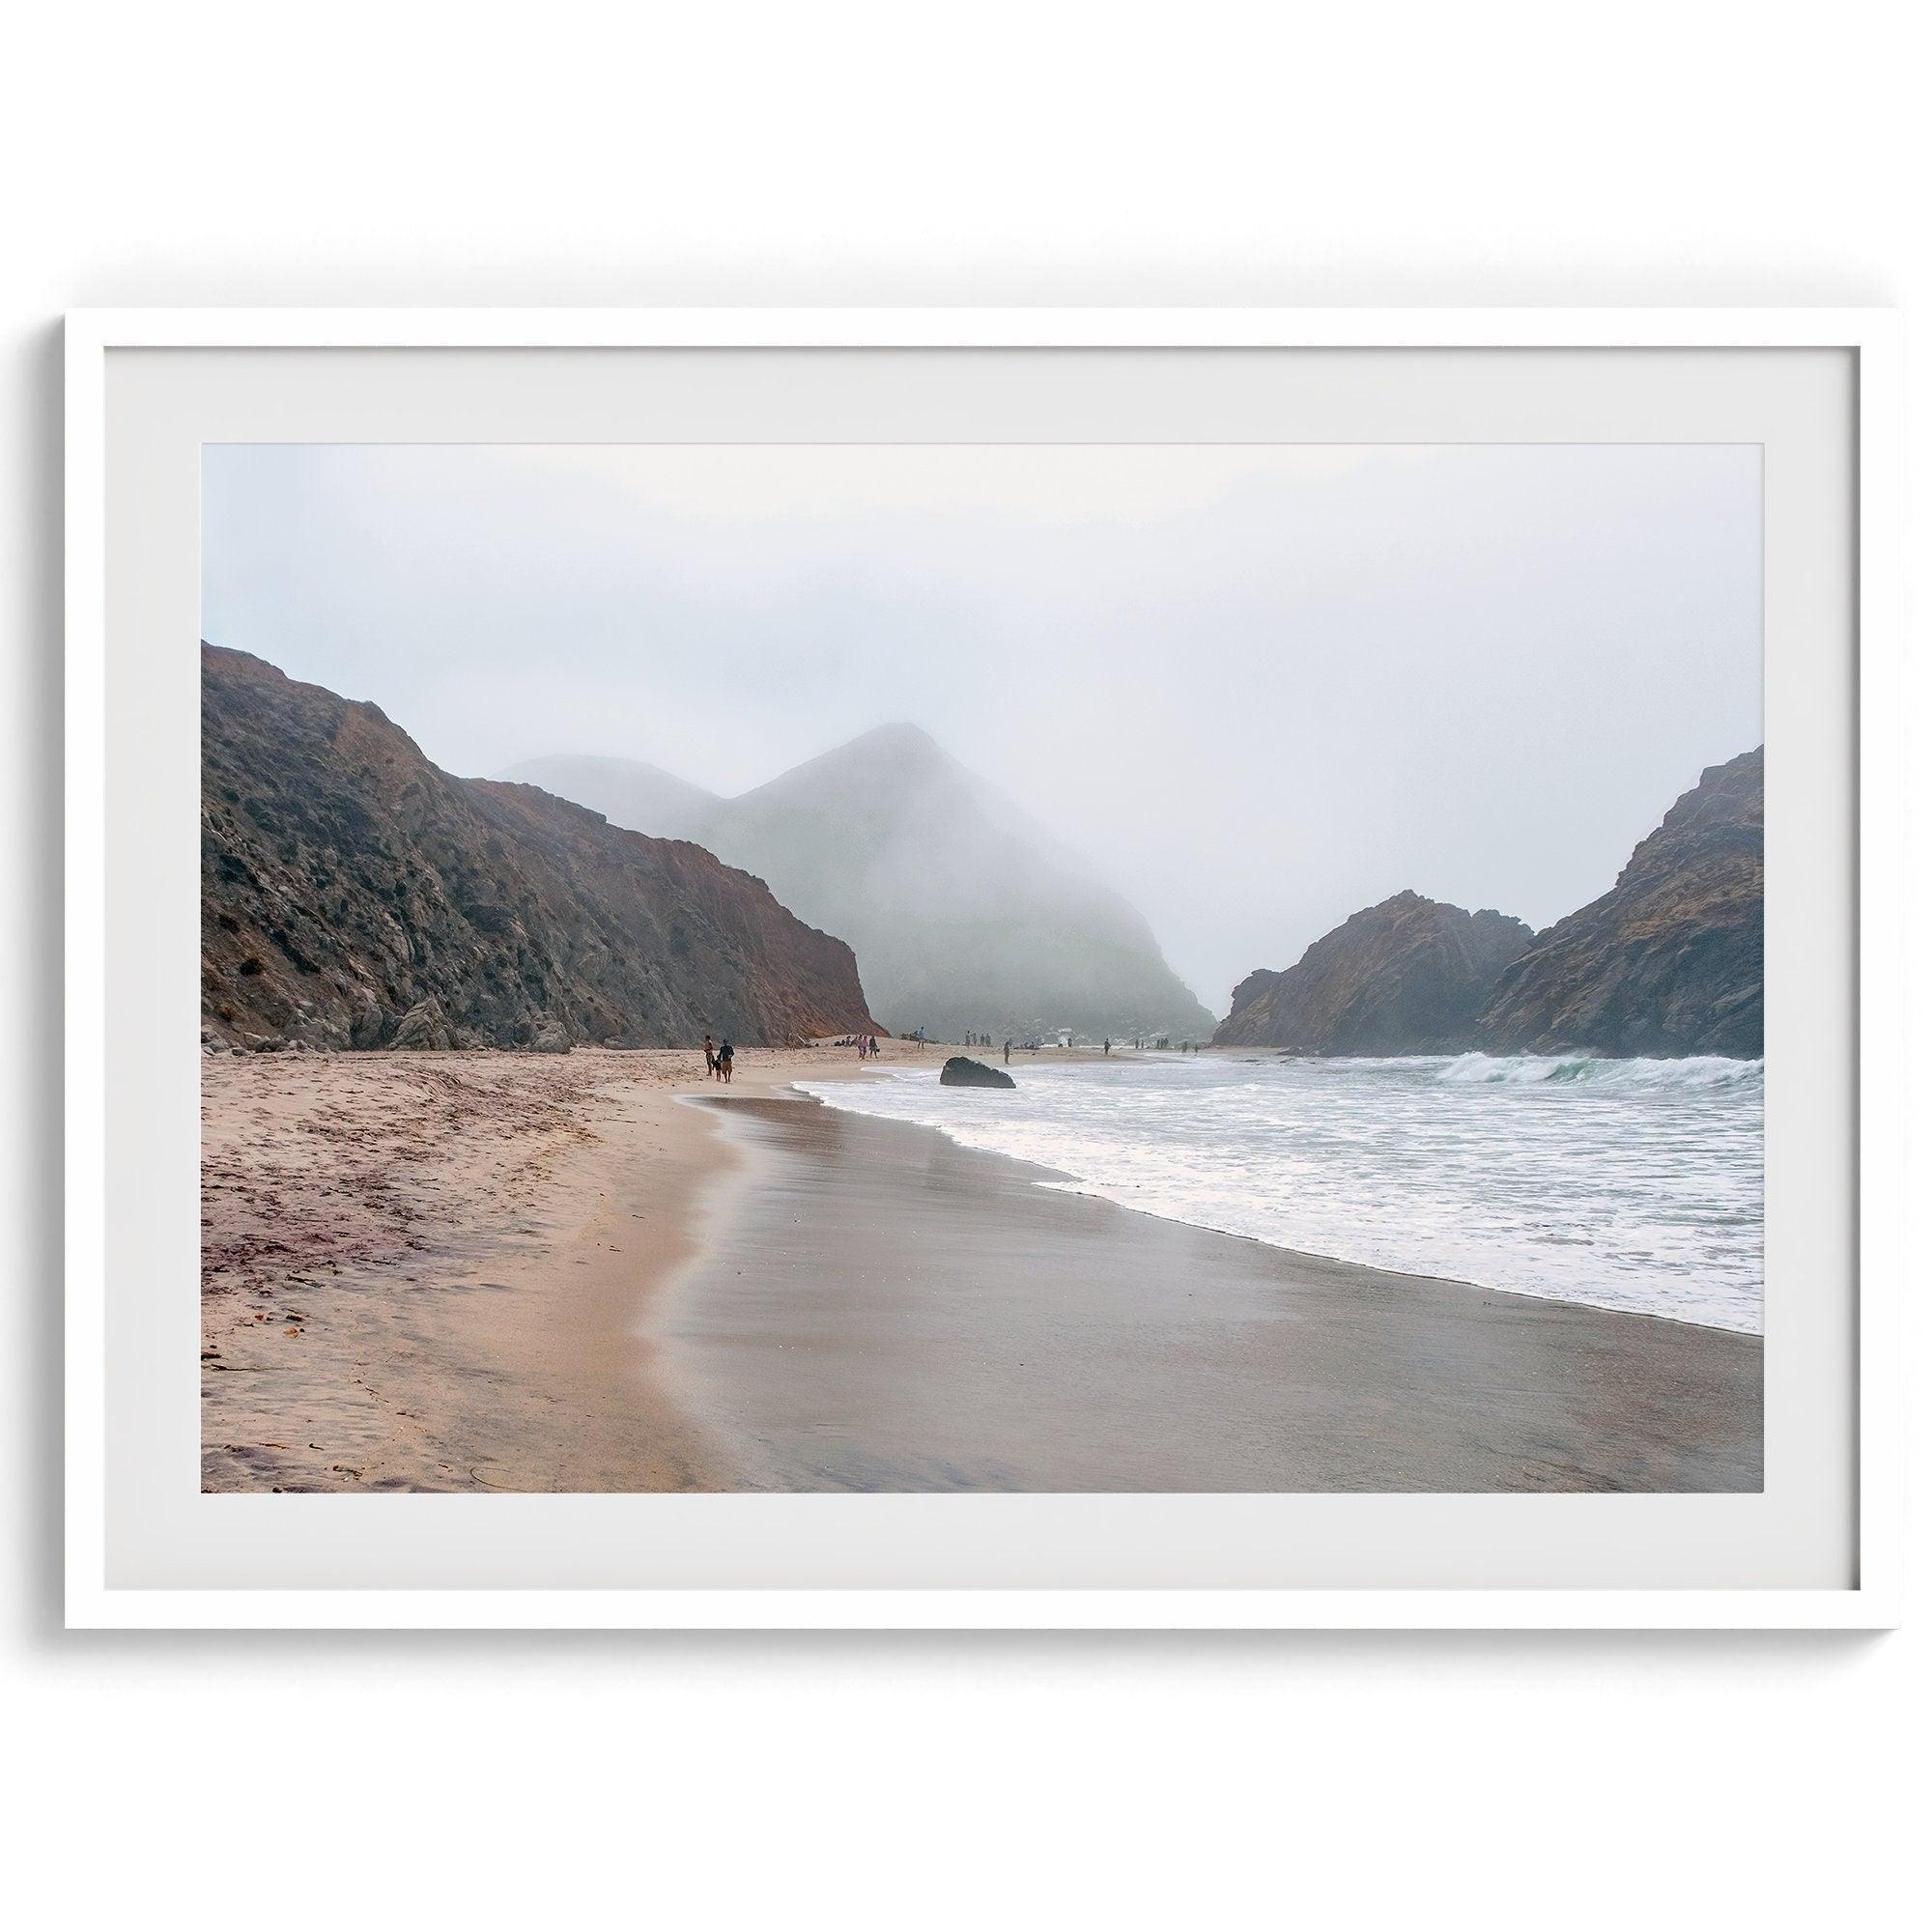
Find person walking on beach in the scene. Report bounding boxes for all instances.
[1103,1037,1111,1056]
[718,1037,734,1083]
[1003,1038,1011,1065]
[702,1034,718,1079]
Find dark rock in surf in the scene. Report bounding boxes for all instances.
[939,1055,1016,1090]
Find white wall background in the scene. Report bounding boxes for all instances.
[4,4,1922,1926]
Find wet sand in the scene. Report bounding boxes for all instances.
[661,1095,1764,1492]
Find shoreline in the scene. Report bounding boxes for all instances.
[202,1040,1761,1492]
[792,1051,1762,1337]
[666,1093,1762,1492]
[796,1074,1759,1341]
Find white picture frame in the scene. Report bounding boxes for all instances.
[65,308,1905,1630]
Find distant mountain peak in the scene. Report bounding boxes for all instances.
[506,720,1212,1040]
[732,720,972,818]
[771,721,955,782]
[848,721,943,753]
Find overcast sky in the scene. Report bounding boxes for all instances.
[202,441,1762,1012]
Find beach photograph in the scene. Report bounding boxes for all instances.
[199,441,1764,1494]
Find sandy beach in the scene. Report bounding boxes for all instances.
[201,1039,905,1492]
[203,1042,1760,1493]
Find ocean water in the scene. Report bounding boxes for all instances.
[793,1051,1764,1333]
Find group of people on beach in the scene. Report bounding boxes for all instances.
[855,1034,881,1062]
[701,1034,734,1082]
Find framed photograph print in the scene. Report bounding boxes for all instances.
[65,308,1903,1629]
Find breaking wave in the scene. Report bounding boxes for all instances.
[1414,1052,1763,1092]
[796,1047,1765,1333]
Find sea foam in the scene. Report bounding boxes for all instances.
[794,1050,1765,1333]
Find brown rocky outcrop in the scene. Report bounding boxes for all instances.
[1213,894,1534,1054]
[1474,749,1763,1058]
[201,644,879,1051]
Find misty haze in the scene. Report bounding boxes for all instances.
[199,438,1765,1498]
[202,441,1762,1020]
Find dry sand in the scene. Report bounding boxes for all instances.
[202,1038,1760,1493]
[200,1038,913,1491]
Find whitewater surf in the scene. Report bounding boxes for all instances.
[795,1050,1764,1333]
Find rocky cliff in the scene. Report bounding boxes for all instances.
[1474,749,1763,1058]
[1213,892,1534,1053]
[202,645,878,1051]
